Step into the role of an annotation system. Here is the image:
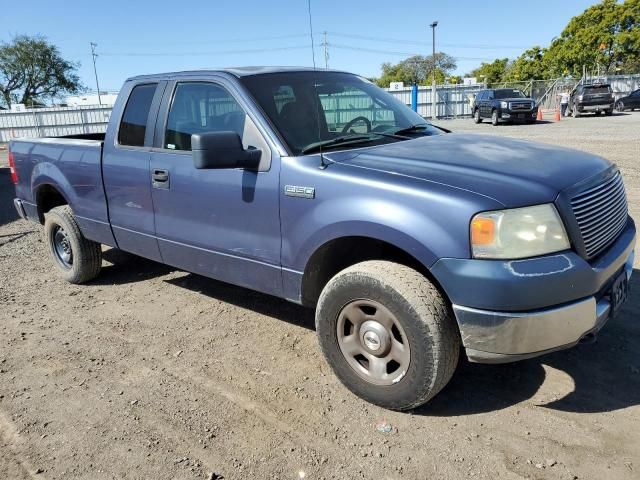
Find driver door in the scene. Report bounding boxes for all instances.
[149,78,282,297]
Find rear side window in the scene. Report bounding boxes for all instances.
[118,83,157,147]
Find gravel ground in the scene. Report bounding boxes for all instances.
[0,112,639,480]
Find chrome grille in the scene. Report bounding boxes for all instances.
[571,172,628,258]
[510,102,533,110]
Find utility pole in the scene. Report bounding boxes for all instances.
[321,31,329,69]
[429,21,438,119]
[90,42,102,105]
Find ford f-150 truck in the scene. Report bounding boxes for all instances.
[9,68,635,410]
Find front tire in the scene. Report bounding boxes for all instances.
[491,109,499,126]
[473,108,482,124]
[616,101,625,112]
[315,261,459,410]
[605,108,613,116]
[44,205,102,284]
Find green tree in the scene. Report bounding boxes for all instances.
[376,53,457,87]
[0,35,83,108]
[467,58,511,85]
[546,0,640,77]
[508,47,551,81]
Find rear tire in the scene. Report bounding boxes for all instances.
[605,108,613,116]
[491,110,499,126]
[473,108,482,124]
[44,205,102,284]
[572,103,580,118]
[315,260,459,410]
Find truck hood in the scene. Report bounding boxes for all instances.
[324,133,612,207]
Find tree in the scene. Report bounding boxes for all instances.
[375,53,457,87]
[546,0,640,77]
[509,47,551,81]
[0,35,83,108]
[467,58,511,85]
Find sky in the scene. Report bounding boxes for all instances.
[1,0,602,93]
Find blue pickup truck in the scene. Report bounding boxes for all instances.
[9,68,635,410]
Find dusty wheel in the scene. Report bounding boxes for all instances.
[315,260,459,410]
[572,103,580,118]
[473,108,482,124]
[44,205,102,284]
[491,109,499,126]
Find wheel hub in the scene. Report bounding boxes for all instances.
[360,320,390,356]
[336,299,411,386]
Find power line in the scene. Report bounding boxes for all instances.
[98,45,311,57]
[99,33,310,47]
[329,43,497,61]
[327,31,528,50]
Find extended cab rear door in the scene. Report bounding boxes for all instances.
[102,80,166,261]
[148,75,283,297]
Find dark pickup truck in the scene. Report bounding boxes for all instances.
[9,67,635,410]
[568,83,615,117]
[472,88,538,125]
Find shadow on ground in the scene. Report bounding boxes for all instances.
[0,168,19,228]
[94,248,640,416]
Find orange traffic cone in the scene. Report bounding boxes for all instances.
[554,108,561,121]
[537,107,543,121]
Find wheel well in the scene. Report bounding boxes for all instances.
[35,185,68,224]
[300,236,435,307]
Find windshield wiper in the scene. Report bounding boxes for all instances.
[391,123,430,136]
[301,134,379,154]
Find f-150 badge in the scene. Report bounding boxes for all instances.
[284,185,315,199]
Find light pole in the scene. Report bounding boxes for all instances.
[430,21,438,119]
[90,42,102,105]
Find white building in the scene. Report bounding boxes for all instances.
[65,91,119,107]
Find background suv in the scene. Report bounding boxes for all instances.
[473,88,538,126]
[569,83,614,117]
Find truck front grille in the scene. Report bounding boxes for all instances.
[571,172,628,258]
[510,101,533,110]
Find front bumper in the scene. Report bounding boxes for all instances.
[500,109,537,121]
[431,218,636,363]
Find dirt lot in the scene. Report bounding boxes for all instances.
[1,112,639,480]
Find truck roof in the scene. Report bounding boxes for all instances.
[126,66,349,82]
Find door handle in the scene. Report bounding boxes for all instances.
[152,169,170,189]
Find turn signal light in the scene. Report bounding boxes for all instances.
[471,217,495,246]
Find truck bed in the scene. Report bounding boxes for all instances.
[10,135,114,246]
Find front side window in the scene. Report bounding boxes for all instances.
[165,82,245,151]
[240,71,439,155]
[118,83,157,147]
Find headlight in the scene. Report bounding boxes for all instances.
[470,204,570,259]
[500,101,508,109]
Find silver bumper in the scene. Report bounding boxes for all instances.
[581,104,612,111]
[453,251,634,364]
[13,198,27,220]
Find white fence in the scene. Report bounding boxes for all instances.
[0,105,112,142]
[1,74,638,142]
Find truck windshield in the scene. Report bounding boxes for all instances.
[240,71,440,156]
[494,89,526,99]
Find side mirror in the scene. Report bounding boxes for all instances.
[191,131,261,170]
